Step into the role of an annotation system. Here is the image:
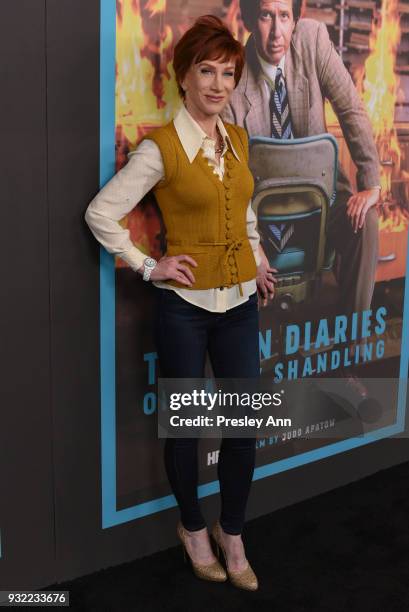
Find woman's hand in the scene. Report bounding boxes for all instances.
[140,255,198,286]
[256,246,277,307]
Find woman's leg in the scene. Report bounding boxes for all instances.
[154,288,209,531]
[207,292,260,535]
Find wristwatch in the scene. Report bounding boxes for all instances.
[142,257,157,281]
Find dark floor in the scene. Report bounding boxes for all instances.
[47,461,409,612]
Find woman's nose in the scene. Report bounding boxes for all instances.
[212,72,223,90]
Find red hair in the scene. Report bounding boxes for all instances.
[173,15,245,99]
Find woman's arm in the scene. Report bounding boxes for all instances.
[246,201,276,305]
[85,139,198,286]
[246,201,277,305]
[246,201,261,266]
[84,139,163,272]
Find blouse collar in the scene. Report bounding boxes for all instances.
[173,103,241,163]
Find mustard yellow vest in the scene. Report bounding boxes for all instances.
[144,121,257,292]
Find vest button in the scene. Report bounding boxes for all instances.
[225,201,232,209]
[227,170,234,178]
[231,274,238,284]
[225,211,232,219]
[223,179,231,188]
[226,230,233,239]
[226,161,234,169]
[230,265,238,274]
[225,190,232,200]
[226,220,233,229]
[228,256,235,264]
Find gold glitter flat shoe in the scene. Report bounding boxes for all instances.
[177,521,227,582]
[211,521,258,591]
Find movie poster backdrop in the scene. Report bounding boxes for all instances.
[99,0,409,528]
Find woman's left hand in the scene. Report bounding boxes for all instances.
[256,247,277,307]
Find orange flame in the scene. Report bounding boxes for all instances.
[146,0,166,17]
[359,0,401,198]
[358,0,409,240]
[325,0,408,238]
[379,204,409,232]
[224,0,250,44]
[115,0,180,265]
[115,0,179,158]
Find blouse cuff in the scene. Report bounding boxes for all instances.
[118,245,147,272]
[253,249,261,267]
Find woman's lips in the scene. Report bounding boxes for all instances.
[205,95,224,102]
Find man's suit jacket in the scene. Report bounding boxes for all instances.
[222,18,380,195]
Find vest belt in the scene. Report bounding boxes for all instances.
[197,239,244,296]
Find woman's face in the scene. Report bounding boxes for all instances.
[181,57,236,120]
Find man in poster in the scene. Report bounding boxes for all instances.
[222,0,381,316]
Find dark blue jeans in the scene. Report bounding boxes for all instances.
[154,288,259,535]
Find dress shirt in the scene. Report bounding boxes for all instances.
[85,104,261,312]
[256,51,286,90]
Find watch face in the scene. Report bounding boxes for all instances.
[144,257,156,268]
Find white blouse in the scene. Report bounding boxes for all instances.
[85,105,261,313]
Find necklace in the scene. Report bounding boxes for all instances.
[214,127,224,155]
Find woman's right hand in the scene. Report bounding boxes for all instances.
[139,255,198,286]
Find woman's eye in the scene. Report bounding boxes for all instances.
[224,72,234,77]
[200,68,213,75]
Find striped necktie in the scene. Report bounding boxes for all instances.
[270,66,293,139]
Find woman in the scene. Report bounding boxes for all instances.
[85,15,276,591]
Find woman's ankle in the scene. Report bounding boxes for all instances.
[183,524,208,536]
